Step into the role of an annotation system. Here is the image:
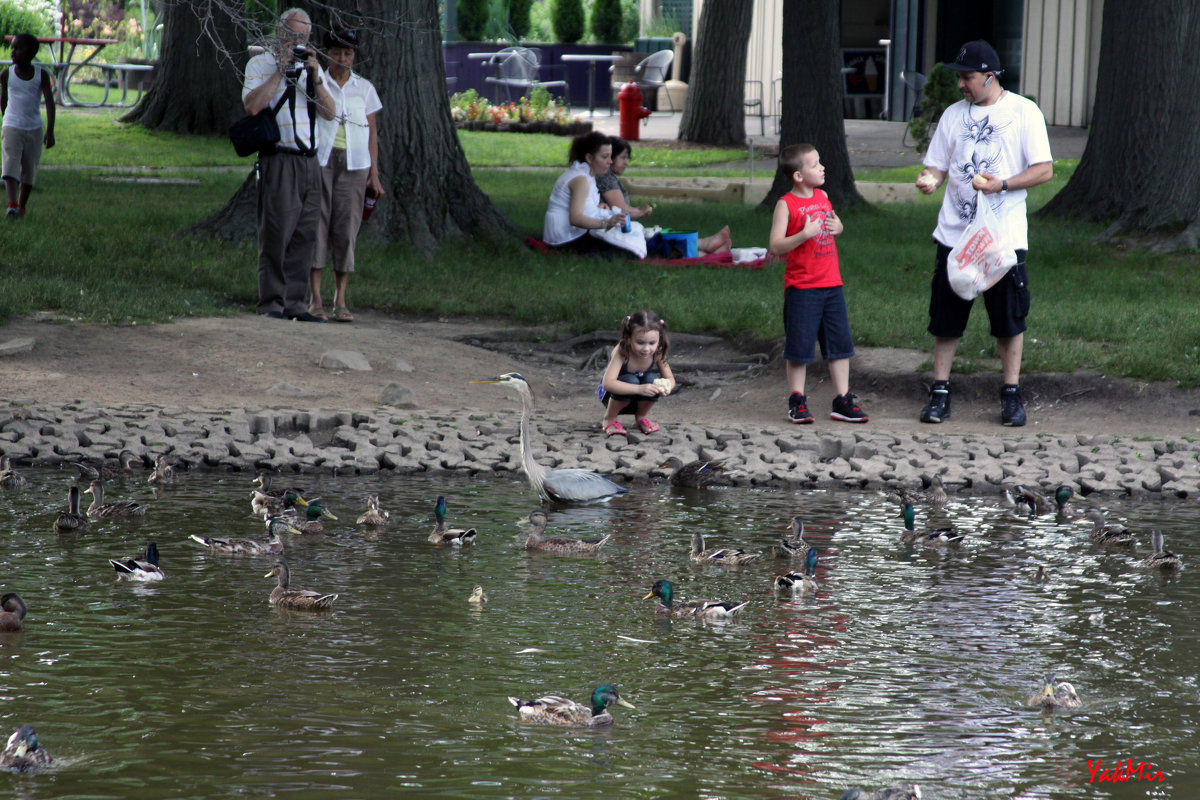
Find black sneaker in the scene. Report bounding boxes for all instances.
[1001,384,1026,427]
[289,311,328,323]
[831,392,869,423]
[787,393,814,424]
[920,381,951,423]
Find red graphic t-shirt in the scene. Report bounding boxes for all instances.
[782,189,841,290]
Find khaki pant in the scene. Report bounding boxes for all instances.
[313,147,368,274]
[256,152,322,316]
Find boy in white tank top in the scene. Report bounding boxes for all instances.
[1,33,56,218]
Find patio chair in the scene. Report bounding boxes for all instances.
[744,79,764,136]
[609,49,674,114]
[484,47,570,106]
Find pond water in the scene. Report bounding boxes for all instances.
[0,468,1196,799]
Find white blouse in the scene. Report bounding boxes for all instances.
[543,162,598,245]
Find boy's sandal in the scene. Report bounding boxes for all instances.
[636,417,661,434]
[307,304,327,321]
[603,420,627,436]
[332,306,354,322]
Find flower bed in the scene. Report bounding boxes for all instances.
[449,88,592,136]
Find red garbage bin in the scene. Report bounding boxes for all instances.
[618,82,651,141]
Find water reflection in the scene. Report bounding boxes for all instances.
[0,469,1197,798]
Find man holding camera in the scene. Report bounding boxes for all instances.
[242,7,335,321]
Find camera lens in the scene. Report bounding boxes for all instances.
[292,46,309,61]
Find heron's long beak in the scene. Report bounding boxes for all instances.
[616,697,636,709]
[469,378,503,384]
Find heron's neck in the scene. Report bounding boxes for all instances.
[518,391,547,499]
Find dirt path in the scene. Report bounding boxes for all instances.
[1,312,1197,441]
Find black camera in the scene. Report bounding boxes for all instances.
[291,45,311,62]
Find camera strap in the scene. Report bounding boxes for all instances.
[284,77,317,156]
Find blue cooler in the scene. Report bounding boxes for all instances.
[648,229,699,258]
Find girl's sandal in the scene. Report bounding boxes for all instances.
[332,306,354,322]
[636,418,660,434]
[603,420,627,436]
[307,304,328,321]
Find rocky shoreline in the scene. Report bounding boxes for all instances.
[4,399,1198,501]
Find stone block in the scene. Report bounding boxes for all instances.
[380,383,418,408]
[319,350,372,371]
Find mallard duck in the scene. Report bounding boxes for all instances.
[775,549,819,596]
[899,504,964,545]
[264,559,338,610]
[0,593,27,632]
[84,480,148,518]
[53,486,91,533]
[887,476,946,509]
[468,585,488,605]
[1026,674,1081,708]
[1015,484,1074,516]
[773,515,811,559]
[524,509,611,554]
[1,725,53,773]
[147,454,175,485]
[690,530,761,565]
[429,496,477,545]
[356,494,390,526]
[508,684,635,726]
[1145,530,1182,570]
[1081,508,1136,546]
[840,785,921,800]
[251,477,307,519]
[110,541,164,582]
[643,579,748,621]
[190,526,286,556]
[72,450,140,481]
[656,456,731,489]
[289,500,336,534]
[0,456,28,489]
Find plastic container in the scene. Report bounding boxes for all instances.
[362,190,378,222]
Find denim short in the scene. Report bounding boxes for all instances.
[928,243,1030,339]
[783,286,856,364]
[598,364,661,414]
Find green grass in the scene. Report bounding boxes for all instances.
[14,113,1200,388]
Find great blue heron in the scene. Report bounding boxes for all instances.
[470,373,627,504]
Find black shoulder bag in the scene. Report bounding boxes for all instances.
[229,84,294,158]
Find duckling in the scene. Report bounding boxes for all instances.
[110,541,164,582]
[840,786,921,800]
[656,456,731,489]
[263,559,338,610]
[774,549,819,597]
[1,725,53,773]
[773,515,811,559]
[53,486,91,533]
[429,496,477,545]
[468,585,488,606]
[0,456,28,489]
[147,454,175,485]
[190,527,286,556]
[356,494,390,526]
[643,579,748,621]
[508,684,635,726]
[690,530,761,565]
[899,503,964,545]
[72,450,140,481]
[1081,508,1136,546]
[0,593,27,632]
[1026,674,1081,709]
[84,480,148,518]
[523,509,610,554]
[1144,530,1182,570]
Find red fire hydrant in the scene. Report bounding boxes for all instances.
[618,82,651,141]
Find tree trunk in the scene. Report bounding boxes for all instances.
[120,1,243,134]
[677,0,753,146]
[187,169,257,240]
[758,0,863,210]
[1038,2,1200,251]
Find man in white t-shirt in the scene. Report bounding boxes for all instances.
[242,7,335,322]
[915,40,1052,427]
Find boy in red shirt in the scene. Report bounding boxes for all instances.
[768,144,867,424]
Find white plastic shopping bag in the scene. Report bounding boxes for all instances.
[946,191,1017,300]
[589,213,647,258]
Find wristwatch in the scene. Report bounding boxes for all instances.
[1001,180,1008,193]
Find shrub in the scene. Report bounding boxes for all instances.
[0,0,56,40]
[906,63,960,154]
[590,0,622,43]
[458,0,490,41]
[508,0,533,39]
[550,0,584,43]
[620,0,640,41]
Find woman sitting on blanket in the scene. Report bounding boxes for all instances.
[597,136,732,255]
[543,132,635,259]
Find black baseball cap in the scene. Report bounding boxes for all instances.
[325,28,359,49]
[945,40,1003,74]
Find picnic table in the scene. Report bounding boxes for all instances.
[5,36,121,106]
